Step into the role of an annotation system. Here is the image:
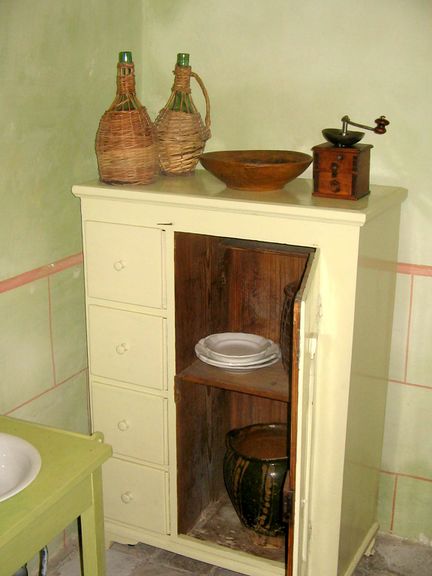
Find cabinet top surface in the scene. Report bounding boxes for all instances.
[73,171,407,225]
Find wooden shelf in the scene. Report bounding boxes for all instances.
[176,359,289,403]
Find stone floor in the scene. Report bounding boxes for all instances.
[51,533,432,576]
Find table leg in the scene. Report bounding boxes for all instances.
[80,469,106,575]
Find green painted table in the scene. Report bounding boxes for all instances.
[0,416,112,575]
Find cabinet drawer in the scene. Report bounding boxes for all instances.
[84,221,164,308]
[92,382,167,465]
[89,305,165,390]
[102,458,169,534]
[313,171,354,198]
[313,150,355,173]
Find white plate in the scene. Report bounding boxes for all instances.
[196,340,280,366]
[196,350,280,371]
[202,333,273,361]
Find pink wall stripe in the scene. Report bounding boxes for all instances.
[4,367,88,416]
[0,254,430,293]
[397,262,432,276]
[0,252,83,294]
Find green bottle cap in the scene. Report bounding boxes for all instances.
[176,53,190,67]
[119,51,133,63]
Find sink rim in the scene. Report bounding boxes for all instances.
[0,432,42,502]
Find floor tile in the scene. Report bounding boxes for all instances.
[151,548,214,575]
[52,545,144,576]
[51,533,432,576]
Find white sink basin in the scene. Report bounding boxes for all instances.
[0,433,41,502]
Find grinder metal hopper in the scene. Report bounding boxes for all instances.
[322,115,390,147]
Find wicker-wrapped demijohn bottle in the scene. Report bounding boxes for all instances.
[155,53,211,175]
[95,51,158,185]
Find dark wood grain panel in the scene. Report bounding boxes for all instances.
[177,359,289,402]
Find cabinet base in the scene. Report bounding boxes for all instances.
[104,519,285,576]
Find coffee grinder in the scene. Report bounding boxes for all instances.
[312,115,390,200]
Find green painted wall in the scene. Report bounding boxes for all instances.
[0,0,144,279]
[0,0,144,568]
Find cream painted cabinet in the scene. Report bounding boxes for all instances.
[73,174,406,576]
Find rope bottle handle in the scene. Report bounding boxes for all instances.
[191,71,211,131]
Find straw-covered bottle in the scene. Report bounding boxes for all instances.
[95,51,158,185]
[155,53,211,175]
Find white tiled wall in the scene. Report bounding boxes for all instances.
[379,269,432,542]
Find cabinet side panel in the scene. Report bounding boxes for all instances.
[175,233,229,372]
[175,380,230,534]
[338,206,402,575]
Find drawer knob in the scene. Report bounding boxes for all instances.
[121,491,133,504]
[113,260,126,271]
[117,419,130,432]
[331,162,339,177]
[115,342,129,355]
[330,179,341,193]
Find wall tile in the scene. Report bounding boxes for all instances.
[389,273,411,382]
[393,476,432,543]
[381,382,432,479]
[0,279,53,413]
[377,473,395,532]
[50,264,88,384]
[11,370,89,434]
[406,276,432,387]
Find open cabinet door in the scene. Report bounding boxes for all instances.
[285,250,320,576]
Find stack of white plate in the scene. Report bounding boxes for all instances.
[195,332,280,371]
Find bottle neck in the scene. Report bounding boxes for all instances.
[172,63,192,94]
[176,53,190,67]
[116,62,136,95]
[119,51,133,64]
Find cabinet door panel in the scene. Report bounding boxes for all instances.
[85,221,164,308]
[289,251,320,576]
[89,305,165,390]
[103,458,169,534]
[92,382,167,465]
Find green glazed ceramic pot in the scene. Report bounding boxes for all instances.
[223,423,289,537]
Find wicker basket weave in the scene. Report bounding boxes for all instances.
[95,61,158,185]
[155,64,211,175]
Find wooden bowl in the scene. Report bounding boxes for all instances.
[199,150,312,191]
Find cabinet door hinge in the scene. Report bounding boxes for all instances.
[282,489,295,523]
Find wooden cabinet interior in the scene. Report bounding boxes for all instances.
[174,232,315,562]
